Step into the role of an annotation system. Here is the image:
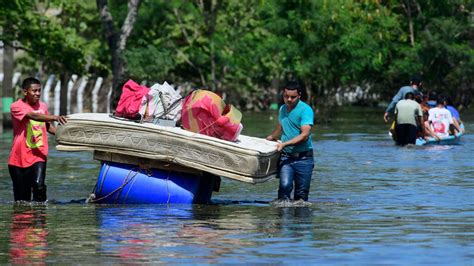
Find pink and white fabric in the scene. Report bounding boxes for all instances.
[115,80,150,119]
[428,107,453,137]
[181,90,243,142]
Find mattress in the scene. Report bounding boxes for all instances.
[55,113,279,183]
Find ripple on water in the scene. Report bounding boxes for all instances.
[0,111,473,264]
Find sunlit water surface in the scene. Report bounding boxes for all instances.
[0,107,473,264]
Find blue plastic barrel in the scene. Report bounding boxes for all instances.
[92,161,218,204]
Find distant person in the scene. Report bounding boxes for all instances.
[413,91,438,140]
[384,75,422,122]
[422,111,441,141]
[266,81,314,202]
[418,91,431,114]
[444,97,465,134]
[8,77,67,202]
[428,95,462,138]
[394,92,424,145]
[426,91,438,108]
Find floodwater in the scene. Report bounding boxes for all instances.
[0,107,473,264]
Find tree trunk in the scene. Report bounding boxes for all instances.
[402,0,416,47]
[304,79,313,107]
[97,0,140,111]
[200,0,221,91]
[2,42,15,128]
[59,73,70,115]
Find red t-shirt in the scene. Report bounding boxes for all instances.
[8,99,50,168]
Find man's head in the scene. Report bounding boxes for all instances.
[437,95,447,107]
[282,81,301,109]
[444,96,454,106]
[409,75,423,88]
[405,92,415,100]
[21,77,42,105]
[413,91,423,103]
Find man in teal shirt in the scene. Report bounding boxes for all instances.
[266,81,314,202]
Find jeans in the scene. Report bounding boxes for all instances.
[278,155,314,201]
[8,162,47,202]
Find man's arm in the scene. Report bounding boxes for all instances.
[46,122,56,135]
[26,112,67,125]
[424,121,440,140]
[266,123,282,141]
[384,88,405,122]
[416,115,424,134]
[276,125,312,152]
[451,117,463,134]
[26,112,67,136]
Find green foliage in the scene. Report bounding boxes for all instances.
[2,0,473,108]
[386,0,473,106]
[0,0,103,75]
[124,44,174,81]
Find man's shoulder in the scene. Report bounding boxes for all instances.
[39,101,48,109]
[400,85,413,90]
[446,105,458,113]
[408,100,420,107]
[297,100,312,110]
[441,107,451,114]
[10,99,28,111]
[11,99,24,107]
[399,86,415,94]
[429,107,446,113]
[396,99,408,105]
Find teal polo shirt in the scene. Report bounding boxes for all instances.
[279,100,314,153]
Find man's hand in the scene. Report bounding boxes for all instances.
[383,112,390,123]
[266,135,275,141]
[55,115,68,125]
[276,142,285,152]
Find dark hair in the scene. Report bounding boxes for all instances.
[445,96,454,106]
[410,75,422,86]
[437,95,447,106]
[428,91,437,101]
[405,92,414,100]
[22,77,41,90]
[283,81,302,94]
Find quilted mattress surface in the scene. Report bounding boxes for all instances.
[55,113,279,183]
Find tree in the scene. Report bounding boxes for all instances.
[96,0,141,110]
[1,0,100,115]
[0,0,30,128]
[386,0,474,107]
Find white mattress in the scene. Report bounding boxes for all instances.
[55,113,279,183]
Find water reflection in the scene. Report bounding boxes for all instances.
[95,205,277,263]
[9,205,49,265]
[94,204,340,263]
[96,205,260,263]
[0,108,473,264]
[96,205,190,263]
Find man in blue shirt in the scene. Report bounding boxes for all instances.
[266,81,314,202]
[384,75,422,122]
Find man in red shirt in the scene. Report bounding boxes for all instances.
[8,77,67,202]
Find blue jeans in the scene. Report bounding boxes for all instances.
[278,155,314,201]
